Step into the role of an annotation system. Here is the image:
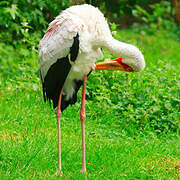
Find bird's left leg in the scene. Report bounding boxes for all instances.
[57,89,63,174]
[80,74,87,173]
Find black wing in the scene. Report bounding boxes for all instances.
[41,33,82,111]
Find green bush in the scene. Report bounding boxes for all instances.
[0,0,70,45]
[132,1,180,39]
[0,1,179,135]
[1,0,179,46]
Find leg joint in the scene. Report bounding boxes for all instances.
[57,110,62,118]
[80,112,86,122]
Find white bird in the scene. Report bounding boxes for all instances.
[38,4,145,173]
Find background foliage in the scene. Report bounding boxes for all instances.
[0,0,179,45]
[0,0,179,133]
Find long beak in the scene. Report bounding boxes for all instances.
[94,58,134,72]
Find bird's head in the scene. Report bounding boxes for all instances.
[95,37,145,72]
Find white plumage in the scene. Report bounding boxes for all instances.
[38,4,145,173]
[39,4,145,102]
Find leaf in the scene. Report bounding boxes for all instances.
[135,5,150,18]
[5,4,19,20]
[0,1,9,6]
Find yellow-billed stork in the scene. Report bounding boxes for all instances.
[38,4,145,173]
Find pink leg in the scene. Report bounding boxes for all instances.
[57,89,63,173]
[80,74,87,173]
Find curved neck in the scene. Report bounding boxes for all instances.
[95,36,145,72]
[102,37,140,59]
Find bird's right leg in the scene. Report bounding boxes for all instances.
[80,74,87,173]
[57,89,63,174]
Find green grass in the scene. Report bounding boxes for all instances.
[0,30,179,179]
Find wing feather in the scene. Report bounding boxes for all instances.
[39,11,84,80]
[38,12,84,109]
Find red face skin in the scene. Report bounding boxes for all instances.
[114,58,134,72]
[94,58,134,72]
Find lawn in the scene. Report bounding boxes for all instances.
[0,30,179,179]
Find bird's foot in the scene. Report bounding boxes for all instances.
[56,169,63,176]
[80,168,87,174]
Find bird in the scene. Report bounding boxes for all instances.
[38,4,145,173]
